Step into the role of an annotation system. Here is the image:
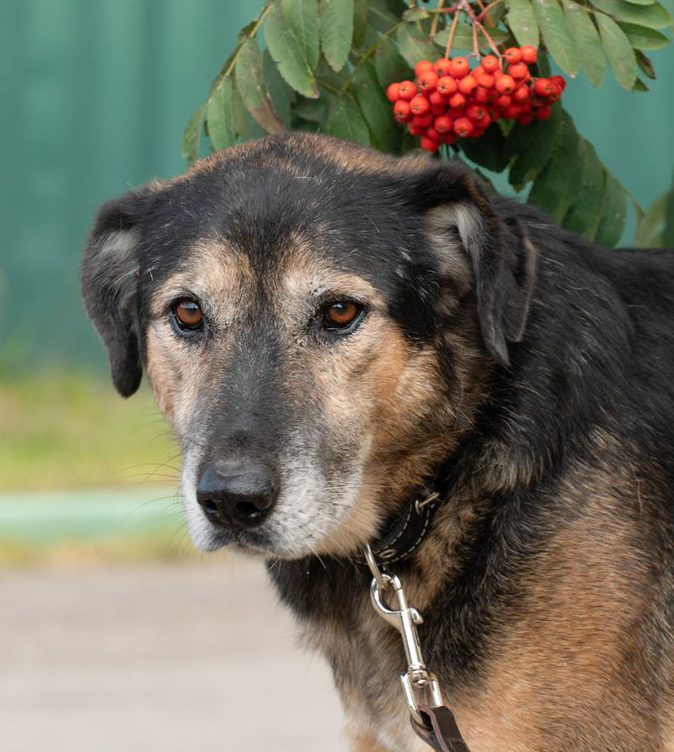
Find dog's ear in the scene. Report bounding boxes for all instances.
[81,182,162,397]
[404,163,537,365]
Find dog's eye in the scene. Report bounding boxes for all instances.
[322,301,363,332]
[172,298,204,332]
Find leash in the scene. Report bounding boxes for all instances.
[363,487,471,752]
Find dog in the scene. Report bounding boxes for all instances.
[82,132,674,751]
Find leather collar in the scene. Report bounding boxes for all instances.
[367,487,443,566]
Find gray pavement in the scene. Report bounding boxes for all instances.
[0,559,347,752]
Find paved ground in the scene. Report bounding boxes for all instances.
[0,560,346,752]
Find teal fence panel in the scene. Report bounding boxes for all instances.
[0,1,672,373]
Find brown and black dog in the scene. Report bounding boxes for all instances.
[82,132,674,751]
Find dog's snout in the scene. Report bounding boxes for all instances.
[196,461,277,529]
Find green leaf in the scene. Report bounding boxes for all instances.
[590,0,672,29]
[508,105,563,188]
[459,124,508,173]
[528,111,582,222]
[374,37,411,88]
[621,0,657,5]
[562,2,607,86]
[182,103,208,164]
[636,50,657,78]
[353,0,369,47]
[402,7,430,21]
[563,141,606,237]
[321,0,354,71]
[231,81,266,140]
[235,39,285,133]
[533,0,579,76]
[326,91,371,145]
[264,48,295,125]
[506,0,540,47]
[207,77,236,151]
[282,0,320,68]
[594,172,628,246]
[434,24,510,52]
[596,12,638,89]
[354,60,402,153]
[633,77,650,90]
[635,193,666,246]
[395,25,437,67]
[293,96,328,124]
[264,4,320,98]
[618,22,671,50]
[665,172,674,247]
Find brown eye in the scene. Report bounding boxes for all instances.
[322,301,363,331]
[173,299,204,332]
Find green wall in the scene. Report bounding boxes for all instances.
[1,1,672,372]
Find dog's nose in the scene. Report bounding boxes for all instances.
[196,461,277,529]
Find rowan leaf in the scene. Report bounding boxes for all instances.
[562,2,607,86]
[207,77,236,151]
[596,12,638,89]
[505,0,540,47]
[235,39,285,133]
[395,25,438,67]
[354,60,403,153]
[326,91,371,146]
[263,48,294,126]
[182,103,208,164]
[528,111,582,222]
[321,0,354,72]
[636,50,657,78]
[589,0,672,29]
[563,141,606,237]
[460,124,508,173]
[282,0,320,68]
[636,193,667,246]
[618,23,671,50]
[352,0,369,46]
[374,37,411,89]
[594,172,628,246]
[264,3,320,98]
[508,105,563,188]
[533,0,579,76]
[620,0,657,5]
[665,171,674,247]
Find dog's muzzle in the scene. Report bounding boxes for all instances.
[196,459,277,530]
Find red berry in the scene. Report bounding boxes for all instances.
[449,107,466,119]
[427,127,441,142]
[434,58,452,77]
[504,105,522,118]
[551,75,567,91]
[476,72,496,89]
[431,104,448,115]
[505,47,522,64]
[454,117,474,137]
[474,87,491,104]
[409,94,430,115]
[482,55,499,73]
[509,62,529,79]
[411,114,434,128]
[393,100,412,122]
[436,75,458,96]
[420,136,440,152]
[409,123,426,136]
[398,80,417,101]
[443,132,458,145]
[514,86,531,103]
[458,75,477,95]
[521,46,538,64]
[518,115,534,125]
[429,91,448,107]
[534,78,554,98]
[495,74,516,94]
[434,115,454,134]
[496,94,512,109]
[386,83,401,102]
[449,57,470,78]
[418,70,439,92]
[535,105,552,120]
[415,60,435,76]
[466,104,487,122]
[448,92,466,109]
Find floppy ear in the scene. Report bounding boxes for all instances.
[405,163,537,365]
[81,183,161,397]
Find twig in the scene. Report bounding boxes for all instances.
[445,9,462,58]
[431,0,447,38]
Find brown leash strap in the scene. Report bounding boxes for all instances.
[411,705,471,752]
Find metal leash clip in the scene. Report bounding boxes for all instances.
[364,544,444,726]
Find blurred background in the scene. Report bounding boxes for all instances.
[0,1,672,750]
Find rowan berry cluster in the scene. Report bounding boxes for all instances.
[387,46,567,153]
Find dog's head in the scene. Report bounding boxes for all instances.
[82,133,534,558]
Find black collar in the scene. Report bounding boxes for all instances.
[367,487,443,565]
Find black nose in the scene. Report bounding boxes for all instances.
[196,460,277,530]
